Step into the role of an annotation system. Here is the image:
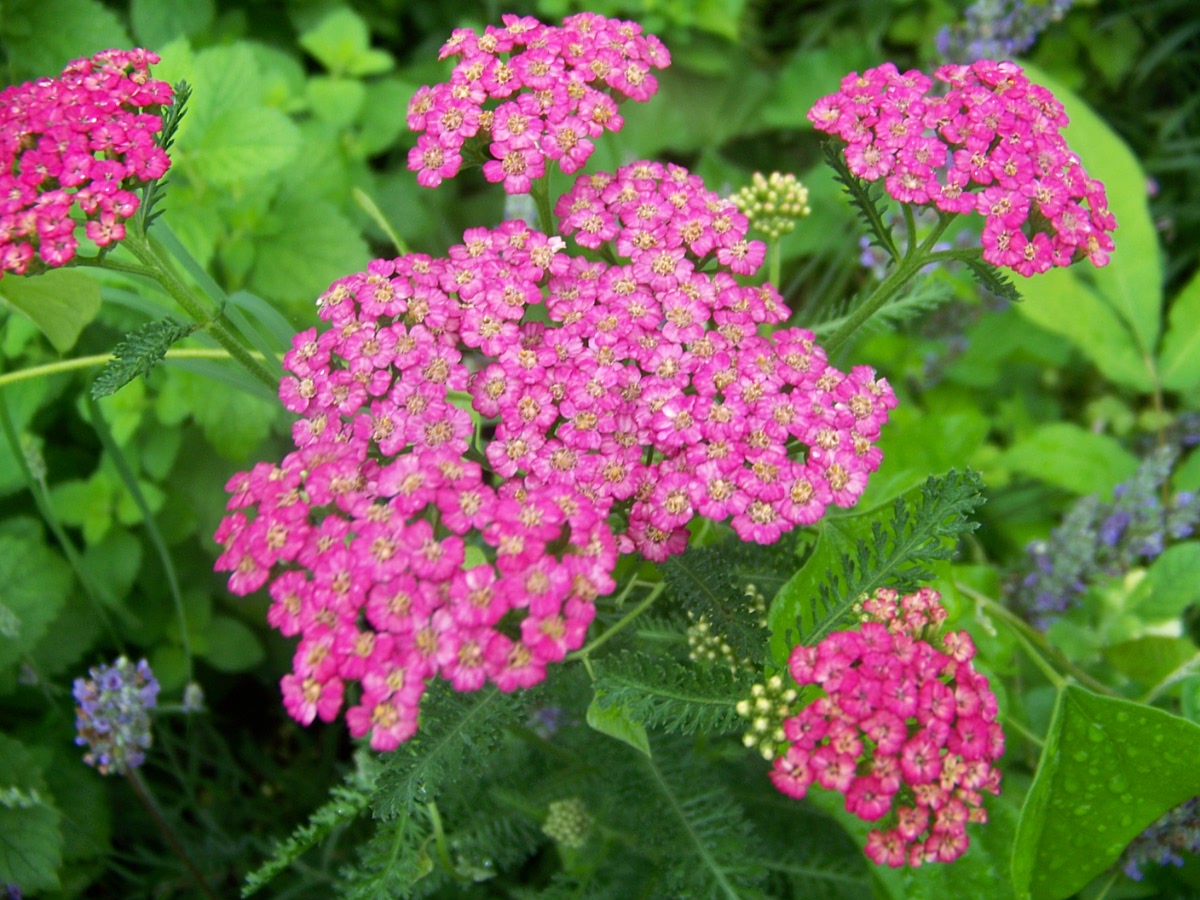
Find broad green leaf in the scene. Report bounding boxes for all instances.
[187,106,300,187]
[48,473,114,544]
[1001,422,1139,497]
[1128,543,1200,620]
[0,735,62,892]
[29,590,104,683]
[298,7,394,77]
[81,528,143,604]
[131,0,214,46]
[587,692,651,757]
[248,197,369,310]
[0,379,52,499]
[150,643,189,691]
[1013,266,1155,392]
[758,44,875,130]
[0,0,130,77]
[358,78,422,157]
[1176,447,1200,492]
[1021,63,1163,356]
[43,750,110,864]
[1012,684,1200,900]
[155,367,277,460]
[202,616,265,672]
[0,270,102,353]
[1103,636,1199,687]
[1157,267,1200,392]
[0,534,73,672]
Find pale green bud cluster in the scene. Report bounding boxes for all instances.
[686,584,769,673]
[735,674,798,761]
[731,171,811,241]
[542,797,593,849]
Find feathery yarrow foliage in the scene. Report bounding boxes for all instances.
[73,655,160,776]
[809,59,1116,276]
[0,48,173,275]
[407,12,670,191]
[772,588,1003,867]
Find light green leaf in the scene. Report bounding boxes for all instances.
[0,735,62,892]
[587,692,651,757]
[1103,636,1199,687]
[0,0,130,77]
[0,270,102,353]
[1157,267,1200,392]
[1012,684,1200,900]
[758,44,875,130]
[1021,63,1163,355]
[131,0,214,46]
[187,106,300,187]
[306,76,366,129]
[298,7,394,77]
[0,534,73,673]
[1128,543,1200,620]
[1001,422,1139,497]
[202,616,265,672]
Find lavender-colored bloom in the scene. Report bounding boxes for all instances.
[7,885,23,900]
[73,656,159,776]
[936,0,1073,63]
[1010,445,1200,625]
[1120,796,1200,881]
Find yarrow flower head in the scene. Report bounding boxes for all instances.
[215,156,897,749]
[407,13,669,191]
[770,587,1004,867]
[73,655,160,776]
[809,59,1116,277]
[0,48,173,275]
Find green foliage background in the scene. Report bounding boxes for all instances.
[1,0,1199,898]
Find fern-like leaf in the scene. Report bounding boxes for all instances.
[660,538,791,666]
[812,273,960,339]
[91,317,196,399]
[372,684,525,820]
[963,255,1023,304]
[136,80,191,233]
[798,469,985,647]
[822,139,900,262]
[640,740,768,900]
[337,810,431,900]
[592,651,754,736]
[241,751,379,897]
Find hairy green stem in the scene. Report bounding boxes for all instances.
[0,348,267,391]
[126,767,221,900]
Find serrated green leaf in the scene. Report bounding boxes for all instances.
[202,615,265,672]
[298,7,394,77]
[0,534,73,672]
[131,0,214,46]
[155,367,277,459]
[1002,423,1139,497]
[92,318,195,399]
[1012,684,1200,900]
[48,475,114,544]
[306,76,366,129]
[0,269,101,353]
[1157,267,1200,392]
[247,197,369,309]
[0,0,130,77]
[586,692,650,756]
[0,734,62,892]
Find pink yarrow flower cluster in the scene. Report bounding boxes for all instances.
[214,225,615,751]
[771,587,1003,867]
[0,48,172,275]
[214,157,897,747]
[809,60,1116,277]
[407,13,669,191]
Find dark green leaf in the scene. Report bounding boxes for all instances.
[91,317,196,399]
[0,734,63,892]
[0,269,101,353]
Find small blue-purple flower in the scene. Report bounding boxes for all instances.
[73,656,159,776]
[1121,796,1200,881]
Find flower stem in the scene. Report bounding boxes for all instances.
[567,581,665,665]
[530,176,556,236]
[0,348,267,391]
[125,767,221,900]
[114,233,279,392]
[823,210,958,356]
